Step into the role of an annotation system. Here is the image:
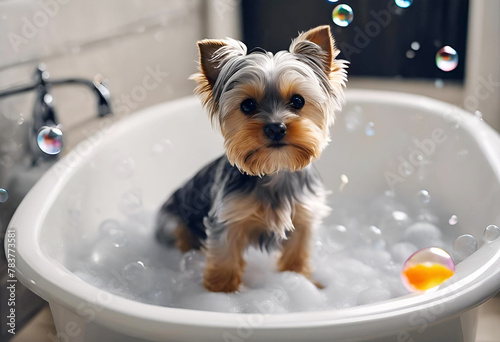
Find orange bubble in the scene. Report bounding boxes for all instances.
[402,263,454,291]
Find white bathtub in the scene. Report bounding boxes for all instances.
[7,90,500,342]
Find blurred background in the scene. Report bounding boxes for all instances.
[0,0,498,340]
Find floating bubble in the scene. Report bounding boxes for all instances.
[37,126,63,155]
[324,224,349,252]
[417,190,431,204]
[411,41,420,51]
[395,0,413,8]
[0,188,8,203]
[448,215,458,226]
[483,225,500,242]
[401,247,455,292]
[99,219,127,247]
[453,234,478,262]
[365,122,375,136]
[327,0,339,2]
[332,4,353,27]
[406,50,416,59]
[436,46,458,72]
[339,174,349,191]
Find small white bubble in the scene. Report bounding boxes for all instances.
[365,122,375,136]
[416,190,431,204]
[411,41,420,51]
[448,215,458,225]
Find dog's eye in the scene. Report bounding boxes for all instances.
[240,98,257,115]
[290,94,305,110]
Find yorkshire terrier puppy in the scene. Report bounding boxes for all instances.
[156,25,347,292]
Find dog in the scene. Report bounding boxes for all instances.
[156,25,347,292]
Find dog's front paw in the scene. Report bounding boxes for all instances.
[203,267,241,293]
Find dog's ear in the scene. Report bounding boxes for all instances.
[196,38,247,87]
[197,40,227,87]
[289,25,339,74]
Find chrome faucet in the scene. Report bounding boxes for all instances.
[0,64,112,163]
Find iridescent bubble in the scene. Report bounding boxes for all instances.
[436,46,458,72]
[483,225,500,242]
[448,215,458,226]
[401,247,455,292]
[332,4,353,27]
[37,126,63,155]
[0,188,8,203]
[453,234,478,262]
[365,122,375,136]
[395,0,413,8]
[417,190,431,204]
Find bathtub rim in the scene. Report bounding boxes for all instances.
[7,89,500,340]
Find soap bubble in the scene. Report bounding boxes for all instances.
[360,225,385,249]
[112,156,135,179]
[448,215,458,226]
[401,247,455,292]
[332,4,353,27]
[180,250,206,276]
[344,106,364,132]
[37,126,63,155]
[436,46,458,72]
[416,190,431,204]
[365,122,375,136]
[395,0,413,8]
[483,225,500,242]
[411,41,420,50]
[123,261,153,293]
[118,189,143,215]
[99,219,127,247]
[0,188,8,203]
[453,234,478,262]
[324,224,350,252]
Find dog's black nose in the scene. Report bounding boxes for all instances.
[264,123,287,141]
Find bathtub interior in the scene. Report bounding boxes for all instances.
[36,92,500,305]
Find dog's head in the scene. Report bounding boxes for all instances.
[192,25,347,176]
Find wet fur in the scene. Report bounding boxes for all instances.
[156,26,347,292]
